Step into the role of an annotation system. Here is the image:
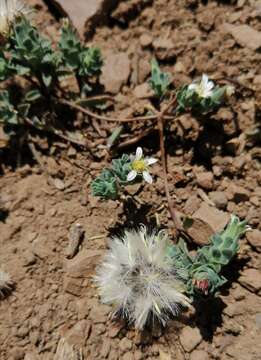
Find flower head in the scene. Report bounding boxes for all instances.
[0,0,28,36]
[188,74,214,99]
[95,226,191,329]
[127,147,157,184]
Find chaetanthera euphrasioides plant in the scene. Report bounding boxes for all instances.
[168,215,250,298]
[176,74,234,114]
[59,19,102,94]
[95,225,191,330]
[96,216,249,329]
[0,4,103,147]
[91,147,158,200]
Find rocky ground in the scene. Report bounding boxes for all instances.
[0,0,261,359]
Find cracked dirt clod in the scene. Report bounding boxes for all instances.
[65,223,85,259]
[223,23,261,51]
[49,0,118,36]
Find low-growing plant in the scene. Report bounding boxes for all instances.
[0,2,103,148]
[96,216,249,329]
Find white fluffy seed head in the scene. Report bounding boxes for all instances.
[0,0,28,35]
[0,269,13,298]
[95,226,191,330]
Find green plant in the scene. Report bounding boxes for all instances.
[91,147,158,200]
[0,13,103,147]
[168,215,249,297]
[59,20,102,93]
[149,59,171,98]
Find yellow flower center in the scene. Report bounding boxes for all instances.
[196,83,205,97]
[132,159,147,173]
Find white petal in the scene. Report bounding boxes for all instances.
[127,170,137,182]
[202,74,209,87]
[136,147,143,160]
[188,83,197,91]
[206,81,214,91]
[146,157,158,165]
[143,171,153,184]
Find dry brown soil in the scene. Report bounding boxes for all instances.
[0,0,260,359]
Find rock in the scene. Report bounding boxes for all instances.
[108,324,122,338]
[64,277,82,296]
[193,202,230,233]
[22,249,36,266]
[159,350,171,360]
[239,268,261,293]
[32,235,51,259]
[183,195,201,215]
[119,337,133,352]
[100,338,111,358]
[111,0,150,23]
[10,348,25,360]
[152,37,176,60]
[89,305,109,323]
[255,313,261,329]
[53,178,66,190]
[227,184,250,203]
[65,223,85,259]
[64,320,89,347]
[133,83,154,98]
[24,353,39,360]
[139,33,153,47]
[134,350,143,360]
[50,0,116,36]
[54,337,83,360]
[122,352,134,360]
[223,23,261,51]
[179,326,202,352]
[65,249,102,278]
[246,229,261,252]
[195,172,214,190]
[100,53,131,93]
[209,191,228,210]
[184,217,213,245]
[190,350,209,360]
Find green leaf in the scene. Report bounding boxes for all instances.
[0,91,18,125]
[79,47,103,77]
[24,89,42,102]
[42,72,52,87]
[91,169,118,200]
[149,59,171,98]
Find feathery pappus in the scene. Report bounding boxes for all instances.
[0,0,28,36]
[0,269,14,298]
[95,225,191,330]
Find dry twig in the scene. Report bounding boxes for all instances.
[157,96,181,235]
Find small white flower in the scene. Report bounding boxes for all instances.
[127,147,157,184]
[95,226,191,330]
[188,73,214,99]
[0,0,28,36]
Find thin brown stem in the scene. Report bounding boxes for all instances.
[23,117,87,147]
[157,95,181,235]
[117,126,155,149]
[57,98,162,123]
